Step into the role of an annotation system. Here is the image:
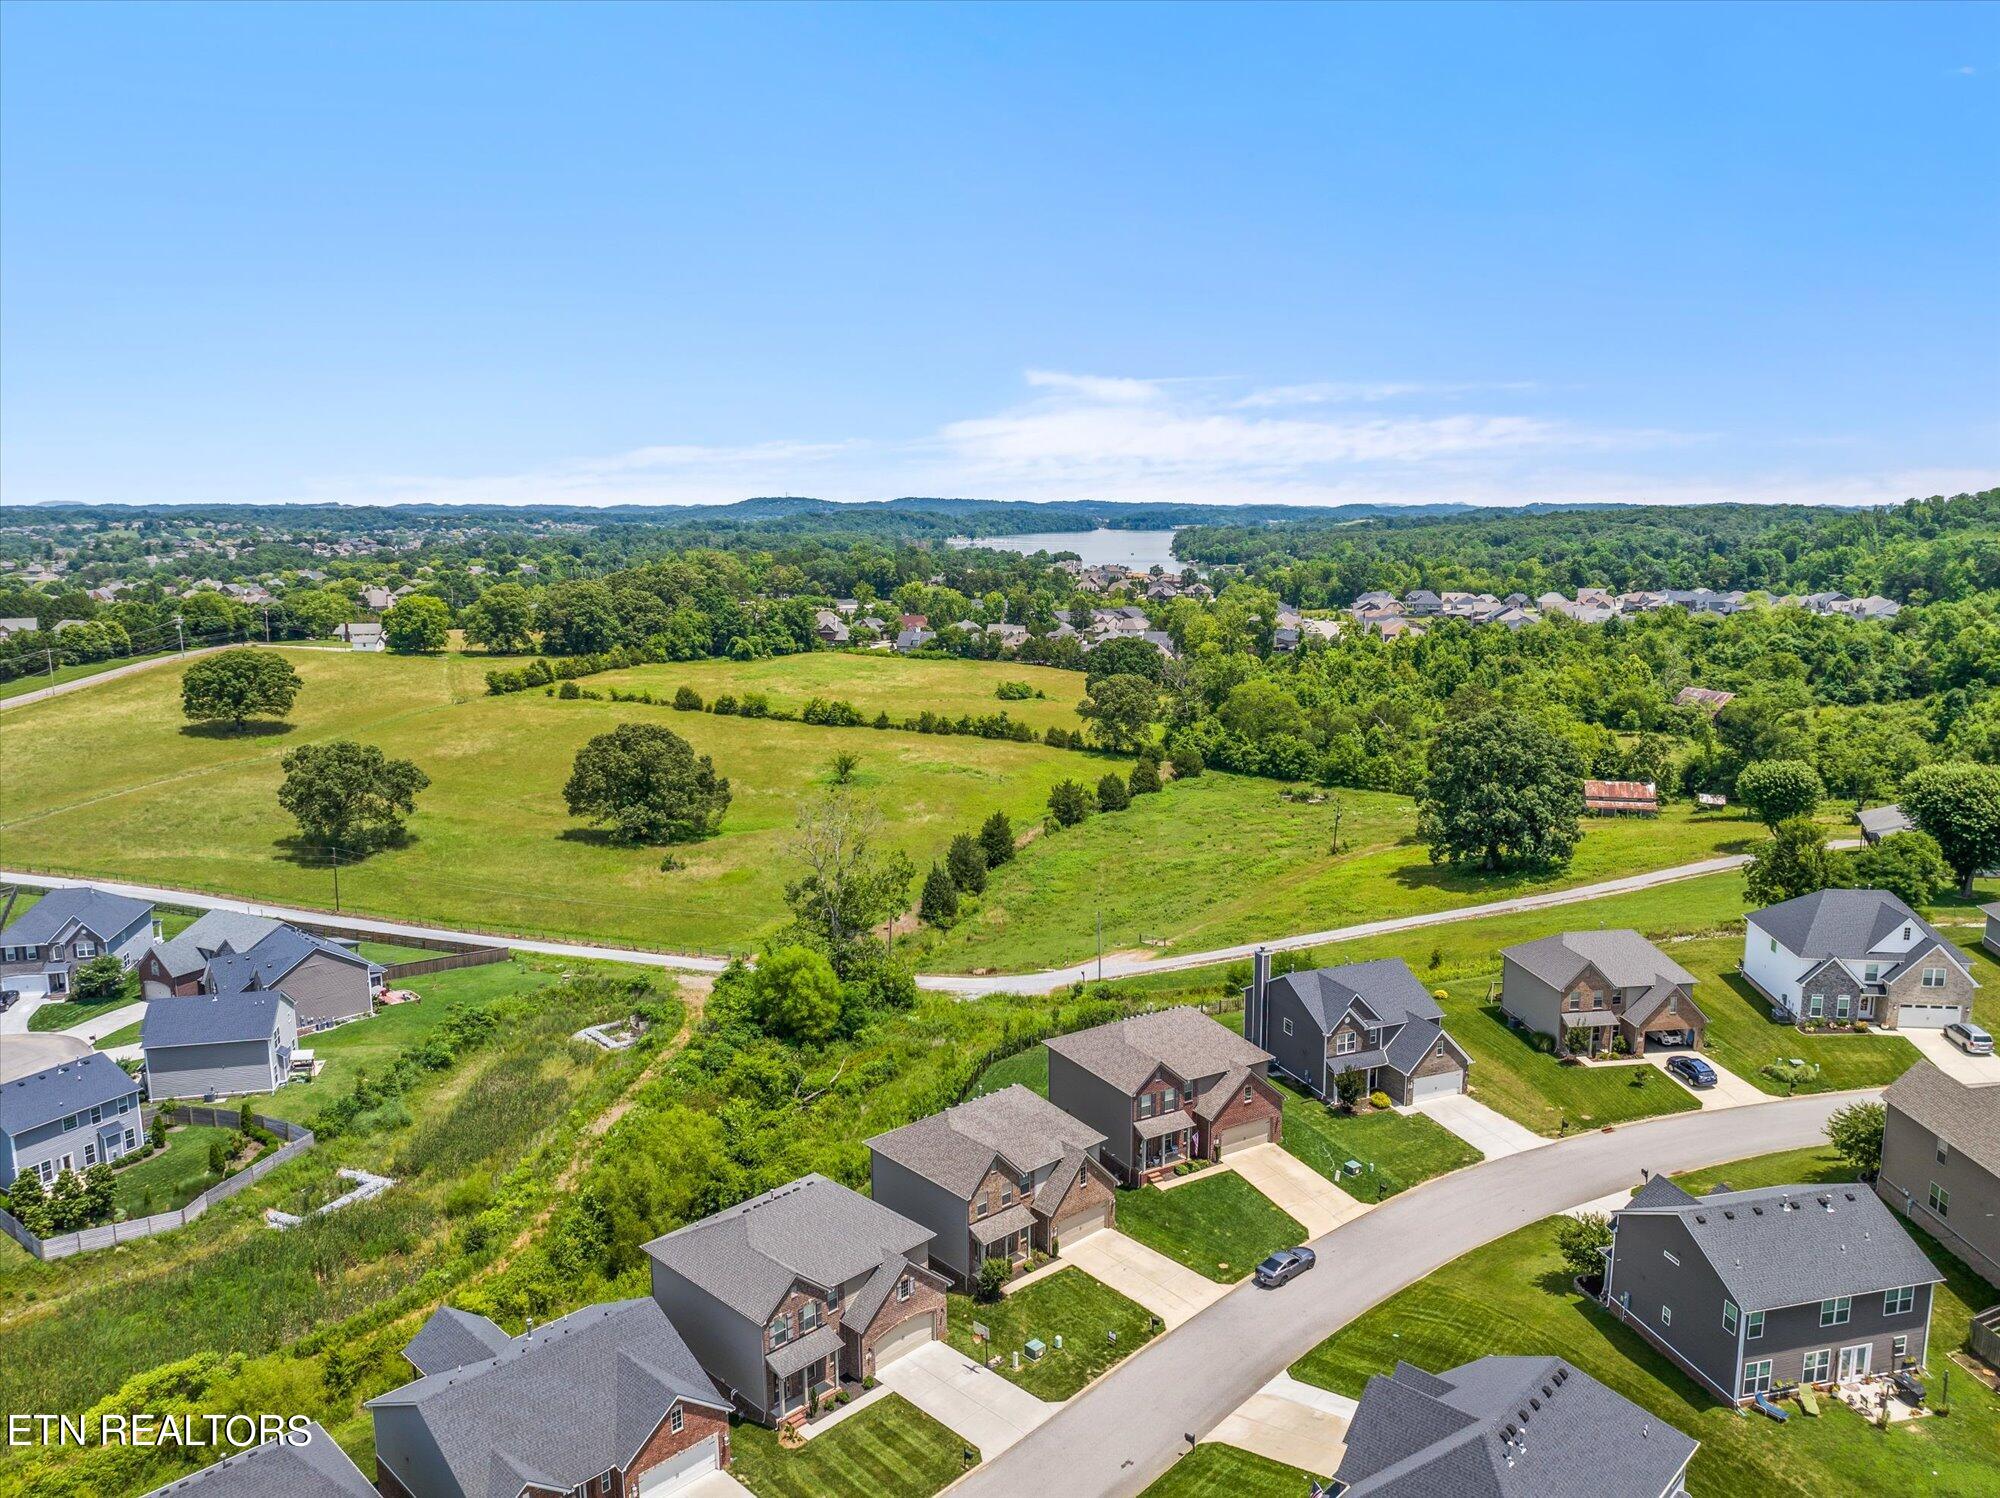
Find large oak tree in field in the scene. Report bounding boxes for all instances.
[180,648,302,730]
[1417,708,1584,872]
[277,740,430,850]
[564,722,730,845]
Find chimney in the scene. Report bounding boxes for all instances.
[1249,947,1272,1047]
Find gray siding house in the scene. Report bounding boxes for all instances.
[1742,888,1978,1030]
[369,1298,734,1498]
[1878,1060,2000,1288]
[136,910,290,997]
[1499,930,1706,1057]
[1332,1356,1696,1497]
[869,1083,1118,1286]
[1045,1007,1283,1183]
[0,1051,143,1188]
[1604,1172,1942,1403]
[1245,952,1469,1104]
[1984,900,1999,959]
[142,990,298,1101]
[202,925,374,1031]
[645,1173,949,1423]
[0,885,155,1000]
[138,1420,374,1498]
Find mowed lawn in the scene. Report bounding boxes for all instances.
[1117,1173,1305,1282]
[945,1268,1158,1400]
[1289,1147,2000,1496]
[597,653,1088,733]
[0,649,1117,954]
[110,1123,234,1217]
[1141,1444,1322,1496]
[923,790,1766,974]
[730,1395,969,1498]
[1271,1083,1480,1198]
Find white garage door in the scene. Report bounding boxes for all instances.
[871,1313,934,1371]
[1409,1068,1465,1102]
[1217,1120,1271,1156]
[1052,1202,1111,1244]
[636,1434,719,1495]
[1897,1004,1962,1030]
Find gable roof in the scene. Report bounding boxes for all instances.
[139,1421,374,1498]
[1747,887,1954,965]
[1858,805,1915,840]
[0,1051,138,1137]
[1614,1175,1941,1310]
[142,990,291,1050]
[147,911,287,979]
[1502,931,1696,993]
[643,1173,933,1324]
[203,925,367,994]
[1044,1007,1272,1093]
[1267,958,1443,1036]
[868,1085,1104,1198]
[403,1306,519,1377]
[367,1299,727,1497]
[1885,1061,2000,1180]
[0,885,152,947]
[1334,1356,1696,1498]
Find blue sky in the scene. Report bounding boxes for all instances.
[3,1,1994,508]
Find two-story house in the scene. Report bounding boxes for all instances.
[0,885,155,1001]
[1743,888,1978,1030]
[1983,900,1999,959]
[1045,1007,1282,1183]
[1499,930,1706,1057]
[1332,1356,1697,1498]
[644,1174,948,1424]
[868,1083,1118,1285]
[1604,1171,1942,1403]
[137,910,291,996]
[200,924,376,1032]
[0,1051,144,1188]
[138,1421,374,1498]
[1245,952,1470,1104]
[369,1298,734,1497]
[141,990,298,1101]
[1878,1060,2000,1288]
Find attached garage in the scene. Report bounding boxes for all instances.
[869,1314,934,1371]
[1216,1119,1274,1156]
[636,1434,721,1495]
[1407,1068,1465,1102]
[1051,1201,1112,1244]
[1895,1003,1963,1030]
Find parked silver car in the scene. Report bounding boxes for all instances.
[1254,1246,1317,1288]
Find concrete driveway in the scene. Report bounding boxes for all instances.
[1903,1027,2000,1086]
[1225,1145,1368,1237]
[673,1473,754,1498]
[1401,1092,1544,1159]
[1062,1230,1227,1328]
[874,1339,1054,1458]
[1646,1051,1767,1108]
[1202,1372,1352,1475]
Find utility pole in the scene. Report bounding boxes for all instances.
[1096,908,1103,983]
[173,614,186,655]
[331,845,341,912]
[262,605,271,644]
[44,647,55,683]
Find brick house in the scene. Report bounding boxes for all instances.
[1246,952,1470,1104]
[1743,888,1979,1031]
[869,1083,1119,1286]
[1500,930,1707,1057]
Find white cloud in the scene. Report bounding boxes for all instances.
[1232,379,1538,408]
[1021,370,1168,404]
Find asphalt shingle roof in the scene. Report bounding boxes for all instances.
[0,1051,138,1136]
[1615,1176,1942,1310]
[1045,1007,1271,1093]
[1886,1061,2000,1180]
[1266,959,1443,1036]
[203,926,366,994]
[147,911,286,979]
[141,990,290,1049]
[367,1299,726,1496]
[139,1421,374,1498]
[1334,1357,1697,1498]
[0,885,151,947]
[1501,930,1695,993]
[1749,888,1963,970]
[868,1084,1104,1197]
[643,1173,934,1324]
[403,1306,516,1377]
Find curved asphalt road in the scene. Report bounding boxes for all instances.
[951,1089,1865,1498]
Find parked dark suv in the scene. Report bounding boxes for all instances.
[1664,1054,1717,1090]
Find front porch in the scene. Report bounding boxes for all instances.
[1131,1112,1194,1182]
[768,1322,845,1424]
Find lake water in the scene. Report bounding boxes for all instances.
[950,528,1184,570]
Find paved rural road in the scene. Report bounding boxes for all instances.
[951,1089,1864,1498]
[0,856,1747,991]
[0,646,232,711]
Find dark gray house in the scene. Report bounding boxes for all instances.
[136,911,292,997]
[138,1420,374,1498]
[1878,1060,2000,1288]
[202,924,374,1032]
[1045,1007,1283,1182]
[1984,900,1999,959]
[0,1051,143,1188]
[1244,952,1469,1105]
[400,1306,515,1377]
[644,1173,948,1423]
[141,990,298,1101]
[868,1083,1118,1286]
[1499,930,1705,1058]
[1604,1172,1942,1403]
[369,1298,734,1498]
[0,885,155,1000]
[1332,1356,1697,1498]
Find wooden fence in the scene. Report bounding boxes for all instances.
[0,1107,313,1261]
[380,946,510,982]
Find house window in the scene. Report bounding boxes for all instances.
[1335,1032,1357,1056]
[1281,1018,1293,1037]
[83,1143,96,1166]
[122,1129,136,1152]
[1742,1360,1774,1397]
[1892,1335,1908,1360]
[973,1195,987,1218]
[62,1114,78,1132]
[1923,968,1947,989]
[1936,1140,1950,1164]
[116,1094,133,1114]
[74,941,97,958]
[1723,1300,1738,1335]
[1659,1305,1672,1327]
[1000,1188,1014,1207]
[769,1313,792,1348]
[826,1284,841,1309]
[1745,1310,1765,1340]
[1138,1092,1154,1118]
[801,1301,820,1331]
[600,1473,614,1493]
[36,1161,54,1185]
[1864,963,1881,984]
[1181,1082,1194,1104]
[1591,993,1605,1009]
[1769,938,1778,954]
[1835,994,1851,1021]
[1807,994,1824,1018]
[896,1276,913,1302]
[89,1105,102,1125]
[1364,1027,1381,1047]
[1902,926,1912,941]
[668,1406,684,1435]
[1930,1182,1950,1217]
[1242,1085,1252,1104]
[1884,1286,1916,1316]
[1820,1297,1852,1327]
[1802,1349,1832,1383]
